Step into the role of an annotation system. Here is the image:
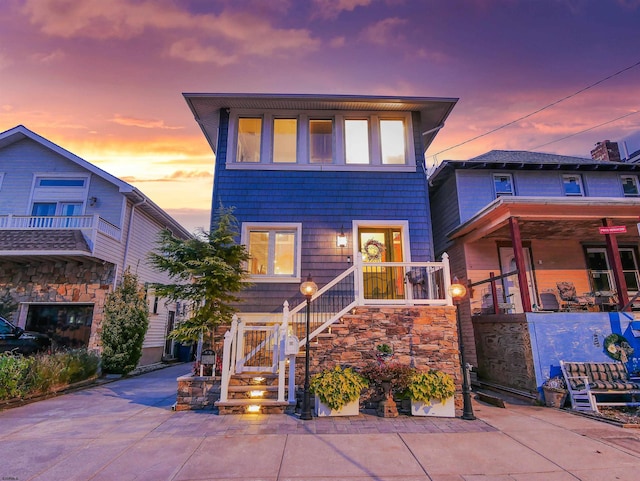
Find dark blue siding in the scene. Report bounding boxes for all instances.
[212,111,434,313]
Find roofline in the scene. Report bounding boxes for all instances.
[448,196,640,239]
[0,125,192,239]
[183,92,460,105]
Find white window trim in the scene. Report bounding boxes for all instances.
[621,175,639,197]
[28,173,90,215]
[241,222,302,283]
[0,172,4,191]
[226,109,416,172]
[493,173,514,197]
[352,220,411,263]
[561,174,584,196]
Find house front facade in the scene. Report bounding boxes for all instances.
[429,150,640,398]
[185,94,467,413]
[0,125,192,366]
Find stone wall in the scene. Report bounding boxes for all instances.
[0,260,114,350]
[297,305,463,409]
[472,314,537,395]
[175,375,219,411]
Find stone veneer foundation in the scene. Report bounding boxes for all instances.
[297,305,463,411]
[0,260,114,350]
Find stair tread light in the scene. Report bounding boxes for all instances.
[336,225,348,248]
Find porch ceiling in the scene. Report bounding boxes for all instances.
[450,197,640,243]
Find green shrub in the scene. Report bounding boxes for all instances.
[101,269,149,374]
[0,349,101,400]
[0,353,33,399]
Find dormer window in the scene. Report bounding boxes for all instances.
[493,173,514,197]
[562,174,583,196]
[380,120,407,165]
[273,118,297,163]
[309,119,333,164]
[345,119,370,164]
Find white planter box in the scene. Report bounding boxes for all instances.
[314,396,360,417]
[411,397,455,417]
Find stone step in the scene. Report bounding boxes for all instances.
[215,399,293,415]
[226,384,282,401]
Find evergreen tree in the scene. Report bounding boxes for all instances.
[148,206,250,344]
[101,269,149,374]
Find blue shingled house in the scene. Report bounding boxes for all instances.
[184,94,464,414]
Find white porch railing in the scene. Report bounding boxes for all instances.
[218,253,454,406]
[0,214,122,249]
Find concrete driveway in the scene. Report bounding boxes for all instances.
[2,363,640,480]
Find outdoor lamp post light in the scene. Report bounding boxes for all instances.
[300,274,318,420]
[449,276,476,420]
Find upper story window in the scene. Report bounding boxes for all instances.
[562,174,583,196]
[621,175,639,197]
[493,173,514,197]
[273,118,297,163]
[241,222,302,282]
[380,120,407,165]
[38,178,85,187]
[30,175,89,216]
[345,119,370,164]
[227,110,414,171]
[236,117,262,163]
[309,119,333,164]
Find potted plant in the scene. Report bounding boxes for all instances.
[407,369,456,417]
[361,362,415,417]
[376,344,394,362]
[542,376,567,408]
[309,366,369,416]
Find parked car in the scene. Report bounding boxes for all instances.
[0,316,51,355]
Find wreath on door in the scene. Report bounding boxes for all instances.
[603,333,634,362]
[362,239,385,262]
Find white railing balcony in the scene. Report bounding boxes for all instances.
[0,214,122,242]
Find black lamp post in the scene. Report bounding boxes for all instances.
[450,277,476,420]
[300,274,318,420]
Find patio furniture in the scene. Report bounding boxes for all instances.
[538,291,562,312]
[560,360,640,412]
[556,282,594,311]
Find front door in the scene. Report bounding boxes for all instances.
[358,227,404,299]
[498,247,537,313]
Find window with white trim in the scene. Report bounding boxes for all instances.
[493,173,514,197]
[237,117,262,163]
[227,110,414,170]
[562,174,584,196]
[273,118,297,163]
[242,223,302,282]
[621,175,639,197]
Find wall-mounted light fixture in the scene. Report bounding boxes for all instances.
[336,225,348,248]
[89,196,97,207]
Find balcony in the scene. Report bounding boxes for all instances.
[0,214,121,257]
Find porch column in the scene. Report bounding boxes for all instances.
[509,217,532,312]
[602,218,630,310]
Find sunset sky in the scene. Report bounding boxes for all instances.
[1,0,639,233]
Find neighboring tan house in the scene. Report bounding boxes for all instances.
[184,93,469,413]
[429,150,640,398]
[0,125,192,366]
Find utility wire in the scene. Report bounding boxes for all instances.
[429,59,640,159]
[531,110,640,150]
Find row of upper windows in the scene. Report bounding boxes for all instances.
[226,111,415,169]
[493,173,640,198]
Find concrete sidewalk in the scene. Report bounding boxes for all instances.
[2,363,640,480]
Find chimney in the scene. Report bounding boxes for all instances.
[590,140,621,162]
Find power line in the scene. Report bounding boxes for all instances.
[531,110,640,150]
[429,59,640,158]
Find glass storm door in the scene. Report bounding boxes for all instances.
[358,227,404,299]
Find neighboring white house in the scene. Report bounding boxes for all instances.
[0,125,192,366]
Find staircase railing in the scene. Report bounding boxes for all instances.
[218,253,453,405]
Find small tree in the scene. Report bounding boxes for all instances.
[101,269,149,374]
[148,206,250,348]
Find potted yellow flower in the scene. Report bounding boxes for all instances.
[407,370,456,417]
[310,366,369,416]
